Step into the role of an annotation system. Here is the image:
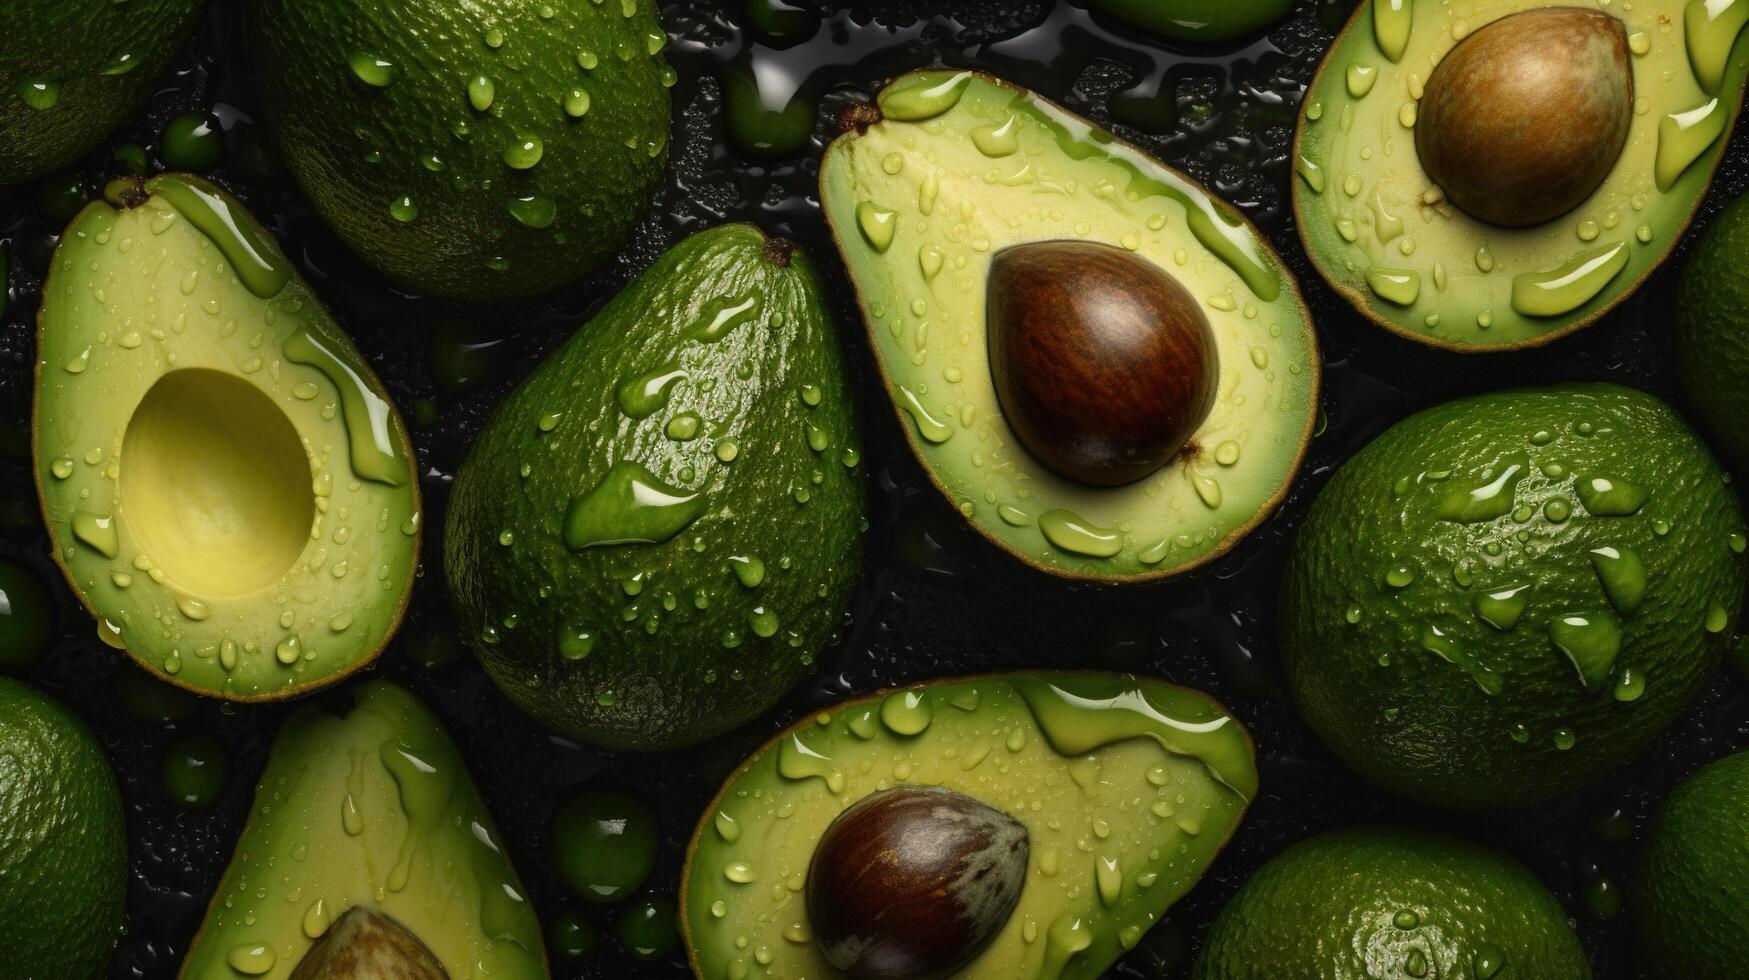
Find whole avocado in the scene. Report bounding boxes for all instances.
[445,224,864,750]
[1191,828,1590,980]
[248,0,672,299]
[1677,192,1749,474]
[0,677,128,980]
[1636,749,1749,979]
[1,0,204,183]
[1282,383,1747,809]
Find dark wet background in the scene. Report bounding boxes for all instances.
[1,1,1745,977]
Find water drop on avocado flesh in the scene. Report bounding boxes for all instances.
[987,241,1217,487]
[1416,7,1634,228]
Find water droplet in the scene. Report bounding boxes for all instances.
[1575,475,1648,516]
[1039,510,1123,559]
[1589,546,1647,615]
[563,461,706,550]
[506,194,557,228]
[856,201,896,252]
[467,74,495,110]
[503,136,544,169]
[388,195,418,222]
[348,51,396,87]
[1549,613,1622,690]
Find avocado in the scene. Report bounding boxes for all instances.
[178,680,547,979]
[1282,383,1747,809]
[1190,827,1590,980]
[1636,748,1749,979]
[820,70,1319,582]
[1,0,203,184]
[1089,0,1295,42]
[1295,0,1749,350]
[681,671,1257,980]
[248,0,673,300]
[34,174,421,699]
[444,224,864,751]
[0,677,128,980]
[1677,191,1749,474]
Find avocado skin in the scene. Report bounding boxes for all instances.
[1677,193,1749,474]
[1,0,204,183]
[0,677,127,980]
[247,0,670,300]
[1636,749,1749,979]
[1282,383,1746,809]
[445,224,864,751]
[1191,828,1590,980]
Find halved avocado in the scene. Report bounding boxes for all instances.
[177,681,547,979]
[820,71,1319,582]
[1295,0,1749,350]
[34,174,420,699]
[682,671,1258,980]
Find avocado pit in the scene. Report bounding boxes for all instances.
[987,240,1218,487]
[806,785,1028,979]
[1415,7,1633,228]
[289,906,448,980]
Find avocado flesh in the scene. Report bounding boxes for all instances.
[248,0,672,300]
[1296,0,1749,350]
[1282,383,1748,808]
[821,71,1319,581]
[178,681,545,980]
[34,174,420,699]
[683,672,1258,980]
[1,0,203,183]
[444,224,864,751]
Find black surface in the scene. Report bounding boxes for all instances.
[1,2,1746,978]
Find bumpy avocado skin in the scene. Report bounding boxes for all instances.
[820,70,1318,582]
[248,0,671,299]
[0,678,127,980]
[1282,383,1747,809]
[1295,0,1749,350]
[0,0,203,184]
[1677,192,1749,474]
[445,224,864,751]
[683,672,1258,980]
[1636,750,1749,980]
[1191,828,1590,980]
[34,174,420,700]
[178,681,547,979]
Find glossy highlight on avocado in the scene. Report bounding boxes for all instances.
[1,0,204,183]
[1295,0,1749,349]
[33,174,421,700]
[1282,383,1747,809]
[1191,827,1590,980]
[821,70,1318,581]
[682,672,1257,980]
[445,224,864,751]
[178,681,546,980]
[248,0,673,299]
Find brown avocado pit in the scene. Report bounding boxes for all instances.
[288,906,449,980]
[987,240,1219,487]
[805,785,1029,980]
[1415,6,1633,228]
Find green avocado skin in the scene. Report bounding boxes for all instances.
[1636,750,1749,979]
[0,677,128,980]
[1,0,203,183]
[1191,828,1590,980]
[446,224,864,750]
[247,0,671,299]
[1677,193,1749,474]
[1282,383,1746,809]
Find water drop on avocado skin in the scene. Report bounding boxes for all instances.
[445,225,865,751]
[247,0,673,299]
[1283,383,1747,809]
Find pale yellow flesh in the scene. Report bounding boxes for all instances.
[686,675,1254,980]
[1297,0,1749,347]
[35,194,419,696]
[822,74,1318,579]
[178,681,546,980]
